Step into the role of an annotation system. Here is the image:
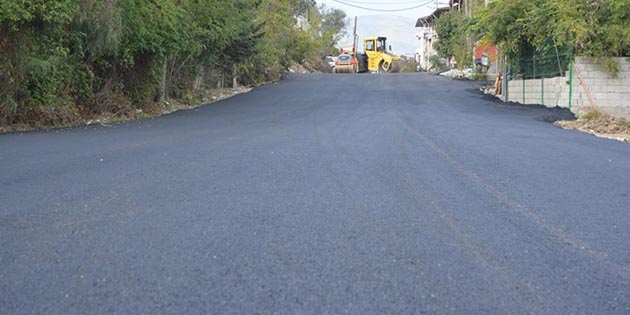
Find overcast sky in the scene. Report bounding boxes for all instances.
[317,0,450,20]
[317,0,451,55]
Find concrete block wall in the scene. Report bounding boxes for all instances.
[506,57,630,118]
[507,77,566,108]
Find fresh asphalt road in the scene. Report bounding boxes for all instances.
[2,73,630,314]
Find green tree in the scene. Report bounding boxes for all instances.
[434,11,471,69]
[319,5,347,56]
[472,0,630,62]
[0,0,348,128]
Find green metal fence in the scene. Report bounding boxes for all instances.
[505,52,574,109]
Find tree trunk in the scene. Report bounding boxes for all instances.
[232,64,238,88]
[193,64,204,91]
[157,58,167,103]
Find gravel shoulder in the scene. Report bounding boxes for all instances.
[555,111,630,142]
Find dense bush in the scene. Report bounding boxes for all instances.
[434,11,471,69]
[0,0,346,127]
[472,0,630,61]
[431,0,629,76]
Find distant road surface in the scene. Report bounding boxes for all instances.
[2,73,630,314]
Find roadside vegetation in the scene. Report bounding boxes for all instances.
[434,10,471,70]
[433,0,630,73]
[399,57,419,73]
[473,0,630,65]
[431,0,630,139]
[0,0,346,131]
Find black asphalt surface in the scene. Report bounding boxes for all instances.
[2,73,630,314]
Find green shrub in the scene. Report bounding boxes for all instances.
[1,0,347,129]
[581,110,602,121]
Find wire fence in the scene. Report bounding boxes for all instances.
[505,52,574,109]
[513,53,573,79]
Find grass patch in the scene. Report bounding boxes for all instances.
[580,110,603,121]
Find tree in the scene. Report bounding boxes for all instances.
[319,5,348,56]
[0,0,349,128]
[434,11,471,69]
[472,0,630,62]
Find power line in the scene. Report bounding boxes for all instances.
[330,0,436,12]
[335,0,428,4]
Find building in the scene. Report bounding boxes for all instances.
[416,0,499,77]
[415,6,450,71]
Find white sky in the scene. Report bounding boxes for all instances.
[317,0,450,20]
[316,0,453,55]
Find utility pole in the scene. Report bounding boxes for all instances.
[352,16,358,73]
[352,16,358,54]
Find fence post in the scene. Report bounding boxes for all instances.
[568,58,573,110]
[533,56,537,105]
[533,56,536,79]
[522,78,525,103]
[541,76,544,105]
[502,56,509,102]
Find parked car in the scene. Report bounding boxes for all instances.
[334,54,357,73]
[325,56,337,73]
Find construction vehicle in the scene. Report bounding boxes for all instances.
[331,17,402,74]
[333,53,357,73]
[344,17,401,73]
[356,36,402,73]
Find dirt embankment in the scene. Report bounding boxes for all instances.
[0,87,251,133]
[555,111,630,143]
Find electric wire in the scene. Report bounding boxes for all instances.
[330,0,438,12]
[334,0,429,5]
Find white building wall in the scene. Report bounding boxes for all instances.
[416,26,437,71]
